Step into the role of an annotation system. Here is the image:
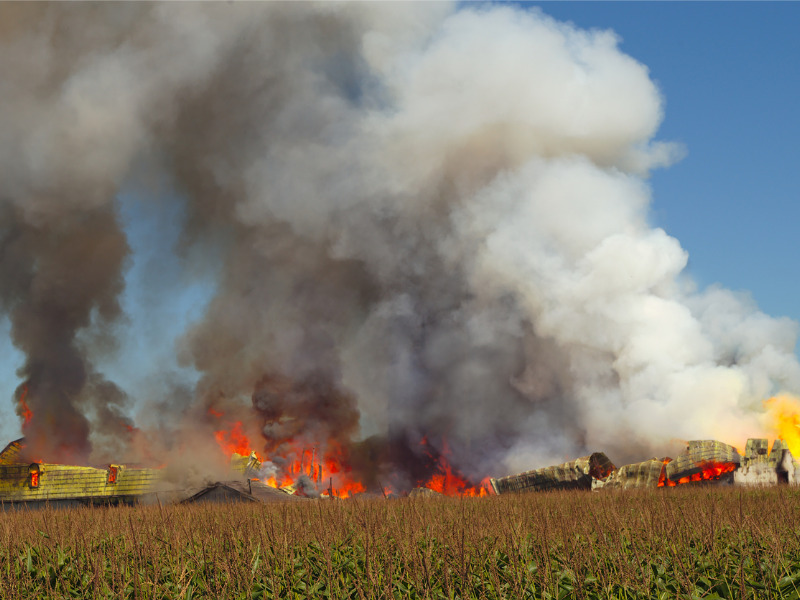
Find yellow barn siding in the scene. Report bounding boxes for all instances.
[0,440,24,465]
[0,464,161,502]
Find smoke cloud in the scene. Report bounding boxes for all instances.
[1,3,798,481]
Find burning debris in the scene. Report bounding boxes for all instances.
[409,487,443,498]
[659,440,740,487]
[493,439,800,494]
[180,480,305,505]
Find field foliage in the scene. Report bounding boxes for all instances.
[2,486,800,599]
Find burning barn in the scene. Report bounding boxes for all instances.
[0,439,161,508]
[3,433,799,507]
[0,439,300,508]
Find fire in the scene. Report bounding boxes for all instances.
[418,437,493,497]
[258,435,493,498]
[420,462,491,496]
[231,436,365,498]
[258,436,489,498]
[18,385,32,427]
[764,394,800,457]
[211,415,491,498]
[285,443,365,498]
[657,459,737,487]
[214,421,261,460]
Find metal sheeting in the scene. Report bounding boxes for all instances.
[664,440,740,482]
[490,452,615,494]
[742,439,770,466]
[0,439,24,465]
[230,452,262,477]
[597,458,666,490]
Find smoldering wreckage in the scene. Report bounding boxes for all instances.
[0,435,797,509]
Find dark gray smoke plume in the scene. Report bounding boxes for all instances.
[2,3,799,479]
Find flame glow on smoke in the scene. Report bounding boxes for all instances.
[17,385,32,429]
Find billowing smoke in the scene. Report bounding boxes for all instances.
[1,3,798,480]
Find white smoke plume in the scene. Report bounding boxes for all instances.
[0,3,797,480]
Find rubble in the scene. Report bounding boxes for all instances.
[180,480,305,504]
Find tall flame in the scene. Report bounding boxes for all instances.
[209,411,491,498]
[214,421,261,460]
[764,394,800,457]
[18,384,32,428]
[210,412,369,498]
[258,442,366,498]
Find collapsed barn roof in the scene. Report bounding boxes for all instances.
[179,480,305,504]
[489,452,616,494]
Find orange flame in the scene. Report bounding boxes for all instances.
[286,443,365,498]
[657,458,737,487]
[418,437,493,497]
[213,421,491,498]
[18,385,32,427]
[214,421,261,460]
[222,435,366,498]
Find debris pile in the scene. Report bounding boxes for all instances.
[493,439,800,494]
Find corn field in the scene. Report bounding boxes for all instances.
[2,486,800,599]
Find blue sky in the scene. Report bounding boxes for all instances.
[530,2,800,324]
[1,2,799,443]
